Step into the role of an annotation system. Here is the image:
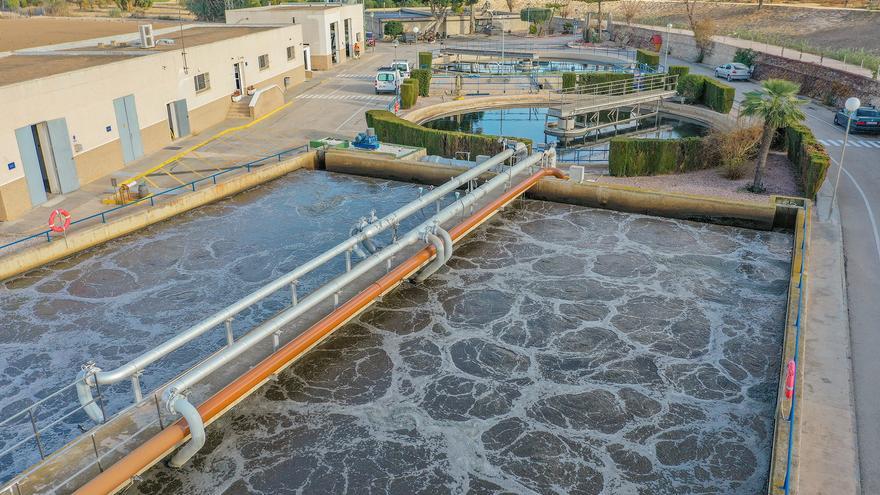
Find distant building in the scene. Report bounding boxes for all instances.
[366,8,529,37]
[226,2,366,71]
[0,21,306,221]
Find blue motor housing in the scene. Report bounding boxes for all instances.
[352,132,380,150]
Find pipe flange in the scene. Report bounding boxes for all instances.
[80,361,102,385]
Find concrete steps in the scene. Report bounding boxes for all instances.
[227,97,252,120]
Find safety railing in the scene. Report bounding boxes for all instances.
[547,73,677,113]
[0,145,309,253]
[779,204,808,494]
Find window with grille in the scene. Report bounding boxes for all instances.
[259,54,270,70]
[287,46,296,61]
[194,73,210,93]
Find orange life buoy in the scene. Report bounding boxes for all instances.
[785,360,796,399]
[49,208,72,233]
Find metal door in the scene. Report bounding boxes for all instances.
[14,125,48,206]
[173,99,191,138]
[113,94,144,163]
[46,118,80,194]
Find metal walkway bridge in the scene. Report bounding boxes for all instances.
[1,148,567,495]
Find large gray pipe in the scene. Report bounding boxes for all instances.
[76,148,516,416]
[163,150,549,467]
[413,232,445,282]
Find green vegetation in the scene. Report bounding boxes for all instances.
[667,65,690,90]
[365,110,532,158]
[703,78,735,114]
[785,123,830,198]
[676,74,734,114]
[418,52,433,69]
[185,0,271,21]
[520,7,552,23]
[562,72,578,90]
[733,48,758,68]
[410,69,432,97]
[636,49,660,68]
[608,137,706,176]
[400,79,419,109]
[384,20,404,37]
[741,79,806,192]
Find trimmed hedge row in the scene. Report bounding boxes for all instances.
[400,79,418,109]
[365,110,532,158]
[608,137,706,176]
[667,65,690,90]
[562,72,578,90]
[411,68,432,96]
[676,74,734,114]
[636,49,660,67]
[418,51,433,69]
[785,123,830,198]
[577,72,634,87]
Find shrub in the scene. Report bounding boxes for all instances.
[384,21,403,37]
[410,68,431,97]
[608,136,711,177]
[636,48,660,68]
[562,72,577,90]
[785,123,830,198]
[520,7,552,23]
[108,6,121,15]
[703,126,763,179]
[677,73,706,103]
[703,78,735,114]
[733,48,758,68]
[365,110,531,158]
[667,65,689,90]
[44,0,70,15]
[418,51,432,69]
[575,72,634,94]
[528,23,538,35]
[400,79,418,109]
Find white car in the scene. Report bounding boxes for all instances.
[714,63,751,81]
[375,67,401,94]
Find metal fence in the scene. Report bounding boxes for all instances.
[0,145,309,254]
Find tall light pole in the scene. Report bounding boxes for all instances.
[829,96,861,219]
[664,23,672,72]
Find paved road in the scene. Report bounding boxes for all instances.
[685,60,880,494]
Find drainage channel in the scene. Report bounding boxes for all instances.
[2,148,566,495]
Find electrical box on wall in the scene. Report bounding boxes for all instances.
[7,162,15,171]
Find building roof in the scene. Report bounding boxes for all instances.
[0,17,174,52]
[0,26,283,87]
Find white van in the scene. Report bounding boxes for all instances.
[391,59,411,79]
[375,67,401,94]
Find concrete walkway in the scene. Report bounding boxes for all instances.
[798,181,861,494]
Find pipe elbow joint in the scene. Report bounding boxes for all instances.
[77,363,105,424]
[167,394,205,469]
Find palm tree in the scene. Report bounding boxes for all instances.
[741,79,805,192]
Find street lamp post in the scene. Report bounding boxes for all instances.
[829,97,861,219]
[664,23,672,72]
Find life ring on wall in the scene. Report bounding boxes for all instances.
[48,209,72,233]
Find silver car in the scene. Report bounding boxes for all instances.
[714,63,751,81]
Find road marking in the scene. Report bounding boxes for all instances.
[831,154,880,268]
[817,138,880,148]
[296,93,392,103]
[337,73,374,79]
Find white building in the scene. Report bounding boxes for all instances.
[0,21,306,221]
[226,2,365,71]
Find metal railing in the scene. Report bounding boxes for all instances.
[547,73,677,114]
[0,145,309,253]
[780,204,808,494]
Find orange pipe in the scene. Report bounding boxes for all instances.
[74,167,566,495]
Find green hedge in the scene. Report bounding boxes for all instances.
[676,74,734,114]
[636,49,660,67]
[785,123,830,198]
[562,72,577,90]
[520,7,552,23]
[365,110,532,158]
[411,69,432,96]
[667,65,690,90]
[703,78,735,114]
[400,79,418,109]
[577,72,634,87]
[418,51,433,69]
[608,137,707,176]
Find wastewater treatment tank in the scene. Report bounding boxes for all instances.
[0,170,790,494]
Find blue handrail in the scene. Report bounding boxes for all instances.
[780,203,808,494]
[0,145,310,252]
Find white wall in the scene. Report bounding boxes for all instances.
[0,25,304,189]
[226,4,364,58]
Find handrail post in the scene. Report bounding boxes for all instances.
[131,372,143,403]
[28,408,45,460]
[225,318,235,346]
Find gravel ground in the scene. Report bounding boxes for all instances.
[588,153,802,203]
